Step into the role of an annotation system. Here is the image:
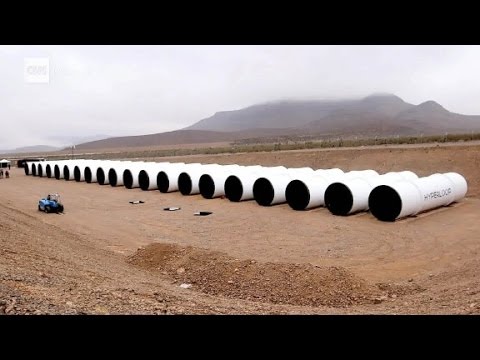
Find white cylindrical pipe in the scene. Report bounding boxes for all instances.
[85,161,110,183]
[157,163,199,193]
[285,170,346,210]
[138,162,173,191]
[37,162,46,177]
[74,160,100,182]
[224,166,286,202]
[368,172,467,221]
[54,161,75,180]
[253,172,294,206]
[63,159,87,181]
[24,161,33,176]
[108,161,135,187]
[123,162,155,189]
[199,165,243,199]
[178,164,222,195]
[97,161,123,185]
[30,161,40,176]
[45,161,60,178]
[312,168,345,178]
[324,171,417,216]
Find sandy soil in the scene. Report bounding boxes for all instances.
[1,143,480,314]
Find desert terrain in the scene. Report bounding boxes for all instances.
[1,143,480,314]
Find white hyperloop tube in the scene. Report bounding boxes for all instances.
[30,161,41,176]
[199,164,244,199]
[253,167,315,206]
[108,161,136,187]
[324,171,417,216]
[63,159,87,181]
[178,164,223,195]
[39,160,56,178]
[85,161,111,183]
[285,168,346,210]
[44,160,60,178]
[123,162,158,189]
[24,161,33,176]
[54,161,69,179]
[96,161,124,185]
[137,162,175,191]
[157,163,200,193]
[37,161,47,177]
[45,161,60,178]
[369,172,467,222]
[74,160,101,182]
[225,166,286,202]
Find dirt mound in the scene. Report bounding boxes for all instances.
[127,243,382,307]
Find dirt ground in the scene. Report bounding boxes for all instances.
[1,143,480,314]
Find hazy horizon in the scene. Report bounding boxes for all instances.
[2,45,480,149]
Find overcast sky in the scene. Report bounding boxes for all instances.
[1,45,480,149]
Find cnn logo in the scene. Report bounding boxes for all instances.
[24,58,49,83]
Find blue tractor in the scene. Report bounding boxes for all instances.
[38,193,64,213]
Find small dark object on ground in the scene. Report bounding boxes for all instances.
[194,211,213,216]
[129,200,145,204]
[164,207,181,211]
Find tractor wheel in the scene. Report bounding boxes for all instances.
[38,205,42,211]
[44,205,51,213]
[57,205,64,213]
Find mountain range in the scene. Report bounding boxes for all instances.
[12,94,480,152]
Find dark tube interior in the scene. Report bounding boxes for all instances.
[368,185,402,222]
[63,165,70,181]
[253,178,275,206]
[199,174,215,199]
[225,175,243,202]
[24,164,30,175]
[74,166,82,182]
[37,164,43,177]
[123,169,134,189]
[46,164,52,178]
[97,168,106,185]
[157,171,170,193]
[178,172,192,195]
[54,165,60,179]
[85,167,93,183]
[108,168,118,186]
[32,164,37,176]
[285,180,310,210]
[139,170,151,191]
[324,182,353,216]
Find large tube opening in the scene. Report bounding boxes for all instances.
[285,180,310,210]
[368,185,402,222]
[54,165,61,179]
[63,165,70,180]
[253,178,275,206]
[157,171,170,193]
[178,173,192,195]
[37,164,43,177]
[324,182,354,216]
[123,169,134,189]
[74,166,82,182]
[108,169,118,187]
[24,164,30,175]
[199,174,215,199]
[32,164,37,176]
[46,164,52,178]
[97,168,106,185]
[225,175,243,202]
[139,170,151,191]
[85,167,93,183]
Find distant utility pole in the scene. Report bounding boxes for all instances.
[71,145,75,159]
